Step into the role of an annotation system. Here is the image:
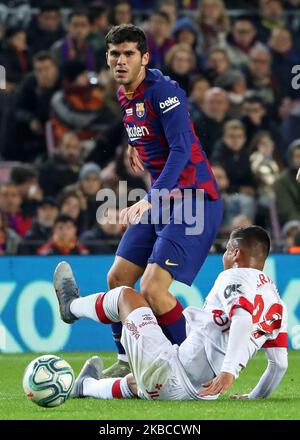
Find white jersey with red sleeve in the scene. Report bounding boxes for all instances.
[183,267,288,378]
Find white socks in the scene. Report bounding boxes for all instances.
[83,376,134,399]
[70,287,125,323]
[70,293,100,321]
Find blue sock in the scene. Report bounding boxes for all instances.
[111,322,126,355]
[157,300,186,345]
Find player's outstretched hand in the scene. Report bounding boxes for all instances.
[296,168,300,183]
[120,199,152,225]
[128,145,144,173]
[230,393,249,400]
[198,372,235,397]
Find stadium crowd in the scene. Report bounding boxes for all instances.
[0,0,300,256]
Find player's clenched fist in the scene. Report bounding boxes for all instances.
[120,199,152,225]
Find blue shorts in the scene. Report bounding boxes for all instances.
[116,195,223,286]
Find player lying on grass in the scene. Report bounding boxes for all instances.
[54,226,288,400]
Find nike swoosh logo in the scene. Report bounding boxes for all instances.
[165,259,179,266]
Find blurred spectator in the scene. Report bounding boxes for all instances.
[58,190,84,232]
[288,230,300,254]
[164,44,196,93]
[188,75,211,121]
[69,162,103,230]
[0,25,32,92]
[222,15,257,67]
[19,197,58,254]
[205,47,232,83]
[146,11,174,69]
[50,60,115,149]
[0,181,32,237]
[281,220,300,252]
[241,94,282,153]
[2,51,60,162]
[51,9,96,70]
[257,0,286,43]
[215,70,247,118]
[194,87,230,158]
[39,132,82,197]
[249,131,281,197]
[245,44,278,107]
[38,213,88,255]
[196,0,230,53]
[11,164,43,218]
[158,0,178,30]
[26,1,65,54]
[268,28,300,98]
[81,207,124,254]
[87,4,110,70]
[211,119,255,194]
[281,98,300,151]
[0,211,21,255]
[172,17,205,70]
[211,163,256,231]
[110,1,133,26]
[274,140,300,225]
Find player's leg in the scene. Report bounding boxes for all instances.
[104,220,156,376]
[106,255,144,373]
[141,194,223,345]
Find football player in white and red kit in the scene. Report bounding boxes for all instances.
[53,226,288,400]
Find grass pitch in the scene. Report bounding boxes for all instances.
[0,351,299,420]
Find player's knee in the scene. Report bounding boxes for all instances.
[140,278,159,305]
[107,268,124,289]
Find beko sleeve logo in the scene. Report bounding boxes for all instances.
[159,96,181,113]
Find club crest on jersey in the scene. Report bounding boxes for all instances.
[136,102,145,118]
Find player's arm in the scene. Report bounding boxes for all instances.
[232,347,288,400]
[148,85,192,199]
[199,307,253,397]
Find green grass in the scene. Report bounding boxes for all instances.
[0,351,299,420]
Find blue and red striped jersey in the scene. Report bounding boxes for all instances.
[117,68,220,200]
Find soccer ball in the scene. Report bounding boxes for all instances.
[23,354,75,407]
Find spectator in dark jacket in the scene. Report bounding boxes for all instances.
[38,213,88,255]
[194,87,230,158]
[26,1,65,54]
[19,197,58,254]
[39,132,82,197]
[51,9,96,70]
[274,140,300,225]
[2,51,60,162]
[81,207,124,254]
[0,26,32,92]
[146,11,174,69]
[211,119,255,194]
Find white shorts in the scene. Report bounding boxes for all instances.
[121,307,190,400]
[120,307,215,400]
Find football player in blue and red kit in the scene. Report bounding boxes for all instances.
[103,24,223,376]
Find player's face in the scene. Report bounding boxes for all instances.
[106,42,149,87]
[223,239,239,270]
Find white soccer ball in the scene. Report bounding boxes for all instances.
[23,354,75,407]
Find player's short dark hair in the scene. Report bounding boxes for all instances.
[231,226,271,258]
[33,51,56,64]
[54,213,77,228]
[105,24,148,55]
